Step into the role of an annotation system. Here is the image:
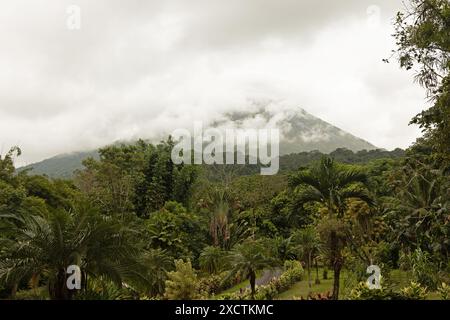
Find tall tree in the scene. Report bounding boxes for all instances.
[289,157,373,299]
[385,161,449,259]
[391,0,450,164]
[204,188,234,248]
[76,139,198,218]
[226,240,276,298]
[293,227,320,289]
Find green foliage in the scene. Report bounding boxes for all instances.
[317,217,349,300]
[226,239,278,297]
[437,282,450,300]
[271,236,296,262]
[205,188,233,248]
[289,157,374,300]
[140,249,173,296]
[400,282,428,300]
[349,281,427,300]
[18,147,406,180]
[400,248,440,289]
[393,0,449,93]
[0,147,21,183]
[269,190,314,237]
[226,175,289,239]
[385,161,450,258]
[19,150,99,179]
[289,157,372,216]
[75,139,198,217]
[281,148,405,173]
[146,201,207,261]
[164,260,201,300]
[0,198,152,300]
[392,0,450,163]
[75,278,137,300]
[14,286,49,300]
[198,274,224,296]
[292,227,320,287]
[230,175,287,211]
[199,246,226,274]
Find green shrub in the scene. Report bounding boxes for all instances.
[399,282,428,300]
[218,271,241,292]
[164,260,202,300]
[255,284,278,300]
[15,287,49,300]
[348,282,398,300]
[75,279,137,300]
[348,281,427,300]
[437,283,450,300]
[198,274,223,296]
[283,260,302,271]
[220,289,252,300]
[400,249,439,289]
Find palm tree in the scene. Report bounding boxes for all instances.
[207,188,233,248]
[289,157,372,299]
[0,200,151,299]
[292,227,320,290]
[314,256,321,285]
[140,249,173,296]
[226,240,276,298]
[316,217,348,299]
[272,236,296,262]
[290,157,372,217]
[199,246,226,274]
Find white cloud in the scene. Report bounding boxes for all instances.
[0,0,428,166]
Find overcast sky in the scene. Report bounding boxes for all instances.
[0,0,428,166]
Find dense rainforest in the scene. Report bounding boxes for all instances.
[0,0,449,300]
[0,138,448,300]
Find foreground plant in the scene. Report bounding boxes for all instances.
[0,199,151,299]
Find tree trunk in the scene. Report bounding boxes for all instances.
[315,258,321,284]
[307,252,312,288]
[10,283,18,299]
[82,270,88,293]
[49,269,70,300]
[330,230,342,300]
[332,264,341,300]
[249,270,256,299]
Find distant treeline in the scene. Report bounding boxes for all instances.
[18,147,405,179]
[280,148,405,171]
[201,148,405,178]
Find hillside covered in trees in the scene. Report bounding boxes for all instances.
[18,146,403,179]
[0,133,448,300]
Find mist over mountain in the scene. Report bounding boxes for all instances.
[217,107,376,154]
[18,107,378,178]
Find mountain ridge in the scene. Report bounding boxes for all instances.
[18,107,379,178]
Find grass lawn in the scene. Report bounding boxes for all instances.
[276,268,443,300]
[276,268,339,300]
[217,279,251,296]
[276,277,334,300]
[389,269,412,288]
[215,271,264,298]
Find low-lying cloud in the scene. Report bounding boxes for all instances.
[0,0,427,166]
